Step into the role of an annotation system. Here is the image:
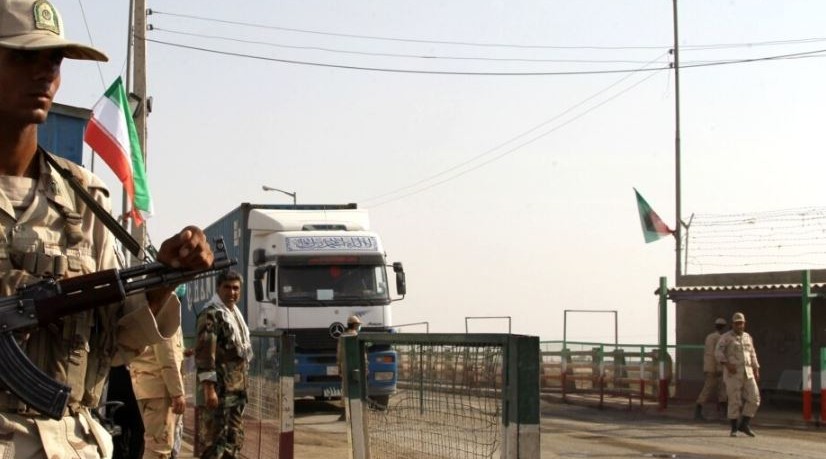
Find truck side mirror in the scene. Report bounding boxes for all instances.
[253,266,275,303]
[392,262,406,296]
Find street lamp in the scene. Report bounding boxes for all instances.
[262,185,297,205]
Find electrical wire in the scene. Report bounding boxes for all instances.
[150,10,826,52]
[75,0,106,88]
[150,26,671,65]
[143,36,826,76]
[360,52,669,205]
[365,69,663,208]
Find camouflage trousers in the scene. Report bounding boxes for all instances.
[138,397,177,459]
[197,400,246,459]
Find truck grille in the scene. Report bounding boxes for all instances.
[288,328,336,352]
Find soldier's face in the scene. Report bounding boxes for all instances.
[218,280,242,308]
[0,48,63,126]
[733,321,745,334]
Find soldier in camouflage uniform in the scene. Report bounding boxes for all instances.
[0,1,214,457]
[195,270,252,459]
[715,312,760,437]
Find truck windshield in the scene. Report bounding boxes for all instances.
[278,264,390,305]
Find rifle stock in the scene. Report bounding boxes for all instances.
[0,238,235,420]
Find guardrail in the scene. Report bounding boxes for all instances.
[540,341,703,409]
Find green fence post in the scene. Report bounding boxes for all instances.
[802,270,813,421]
[279,334,295,458]
[344,335,368,459]
[504,335,540,458]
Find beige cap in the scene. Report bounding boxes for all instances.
[714,317,727,326]
[732,312,745,323]
[347,315,362,325]
[0,0,107,61]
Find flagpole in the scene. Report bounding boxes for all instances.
[672,0,683,279]
[129,0,149,263]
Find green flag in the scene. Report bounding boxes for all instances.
[634,188,674,243]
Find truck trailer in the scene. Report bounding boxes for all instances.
[183,203,406,404]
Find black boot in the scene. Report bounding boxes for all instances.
[738,416,756,437]
[729,419,738,437]
[693,404,705,421]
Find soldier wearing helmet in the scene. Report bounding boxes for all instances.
[715,312,760,437]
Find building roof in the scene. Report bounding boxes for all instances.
[667,283,826,301]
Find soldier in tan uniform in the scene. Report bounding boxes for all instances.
[715,312,760,437]
[0,1,214,457]
[129,327,186,459]
[694,317,728,420]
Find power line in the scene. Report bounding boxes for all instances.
[365,67,663,208]
[150,27,672,65]
[150,10,826,52]
[75,0,106,89]
[143,36,826,76]
[360,52,669,205]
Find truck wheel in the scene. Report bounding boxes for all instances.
[369,395,389,411]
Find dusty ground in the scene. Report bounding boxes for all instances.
[181,396,825,458]
[293,400,349,458]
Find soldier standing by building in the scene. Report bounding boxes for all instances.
[0,0,214,456]
[694,317,728,421]
[715,312,760,437]
[194,270,252,458]
[129,326,186,459]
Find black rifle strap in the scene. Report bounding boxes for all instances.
[43,151,144,259]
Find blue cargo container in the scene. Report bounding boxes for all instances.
[39,103,90,165]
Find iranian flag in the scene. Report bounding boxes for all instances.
[634,188,674,243]
[84,77,153,226]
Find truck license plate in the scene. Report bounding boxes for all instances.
[323,387,342,398]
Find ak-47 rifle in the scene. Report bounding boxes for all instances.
[0,238,236,420]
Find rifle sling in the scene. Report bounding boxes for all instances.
[43,151,144,259]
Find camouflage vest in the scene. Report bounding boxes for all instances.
[0,151,117,415]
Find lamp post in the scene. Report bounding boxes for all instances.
[262,185,297,206]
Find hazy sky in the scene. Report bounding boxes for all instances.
[52,1,826,343]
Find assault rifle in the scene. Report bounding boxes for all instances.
[0,238,236,420]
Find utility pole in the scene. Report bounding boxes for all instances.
[672,0,683,279]
[127,0,148,265]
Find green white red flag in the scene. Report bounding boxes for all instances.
[634,188,673,243]
[83,77,153,226]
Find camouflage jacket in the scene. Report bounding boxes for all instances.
[194,297,250,405]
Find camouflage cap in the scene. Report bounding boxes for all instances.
[732,312,745,323]
[714,317,727,326]
[0,0,108,61]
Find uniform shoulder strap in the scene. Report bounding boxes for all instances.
[42,150,145,260]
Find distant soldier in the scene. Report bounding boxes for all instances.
[716,312,760,437]
[694,317,728,421]
[195,270,252,458]
[129,327,186,459]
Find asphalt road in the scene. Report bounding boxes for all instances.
[180,397,825,458]
[540,399,825,459]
